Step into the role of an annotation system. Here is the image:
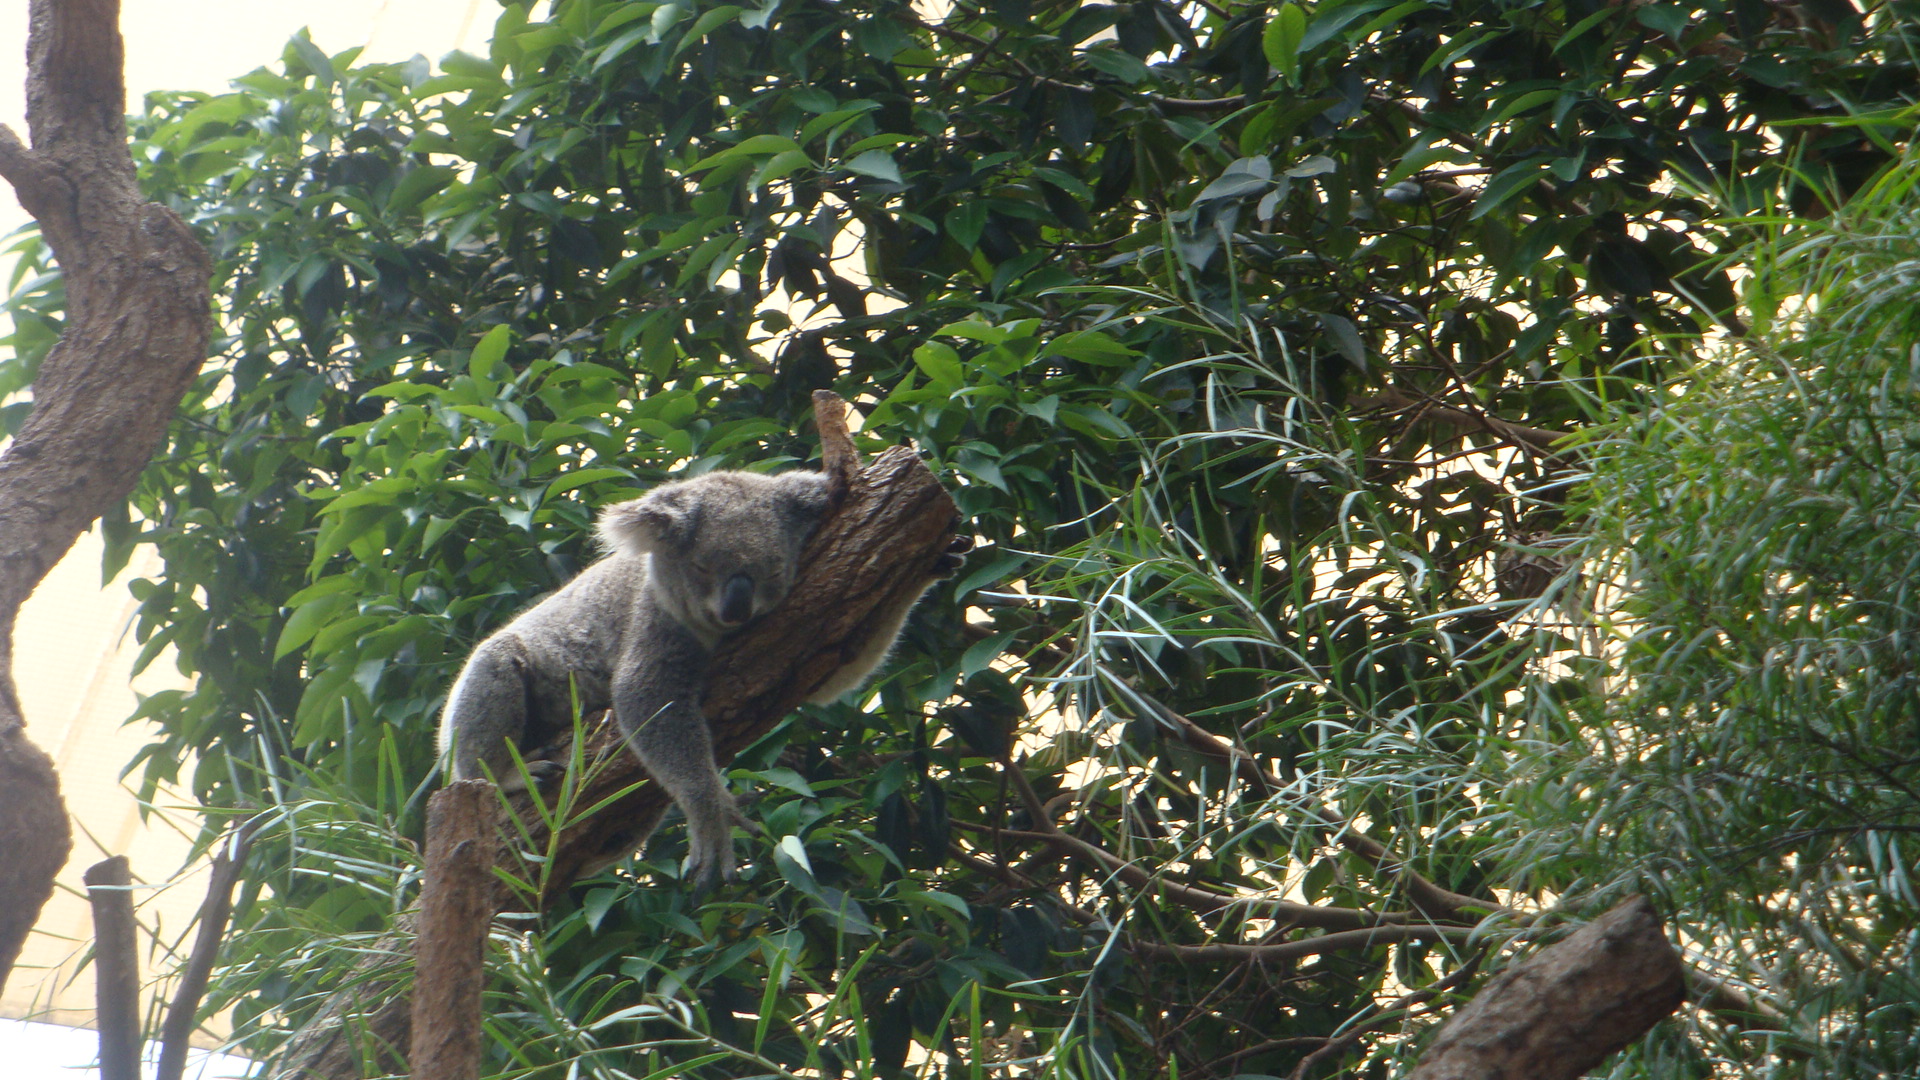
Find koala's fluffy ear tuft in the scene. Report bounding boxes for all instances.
[777,471,833,524]
[599,491,689,556]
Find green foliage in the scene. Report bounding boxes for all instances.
[2,0,1916,1075]
[1500,147,1920,1076]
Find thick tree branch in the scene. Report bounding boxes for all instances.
[0,0,211,994]
[1406,896,1685,1080]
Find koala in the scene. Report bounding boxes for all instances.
[436,468,959,890]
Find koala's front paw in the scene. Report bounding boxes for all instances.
[934,531,975,578]
[682,805,743,896]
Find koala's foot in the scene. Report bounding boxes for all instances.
[934,531,975,577]
[487,756,566,795]
[682,840,737,897]
[682,802,747,896]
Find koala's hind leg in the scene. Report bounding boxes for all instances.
[440,634,554,792]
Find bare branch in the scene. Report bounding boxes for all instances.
[973,761,1413,932]
[1354,385,1569,463]
[974,622,1515,924]
[156,815,266,1080]
[0,0,209,994]
[1286,948,1487,1079]
[1133,924,1481,965]
[812,389,860,496]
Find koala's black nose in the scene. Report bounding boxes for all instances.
[719,574,756,625]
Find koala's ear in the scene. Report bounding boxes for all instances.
[598,491,687,555]
[777,471,832,522]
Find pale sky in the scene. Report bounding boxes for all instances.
[0,0,493,237]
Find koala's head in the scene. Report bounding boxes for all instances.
[598,470,832,641]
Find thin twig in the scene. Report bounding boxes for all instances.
[156,813,268,1080]
[1285,948,1487,1079]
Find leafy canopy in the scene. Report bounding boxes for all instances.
[1,0,1914,1074]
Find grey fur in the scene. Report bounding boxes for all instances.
[436,468,933,890]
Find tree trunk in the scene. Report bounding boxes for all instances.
[273,421,961,1080]
[0,0,213,994]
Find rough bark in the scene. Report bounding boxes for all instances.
[0,0,212,993]
[272,410,960,1080]
[84,856,142,1080]
[411,781,499,1080]
[1407,895,1686,1080]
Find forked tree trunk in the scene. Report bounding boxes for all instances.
[0,0,212,993]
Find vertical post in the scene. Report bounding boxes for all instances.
[84,855,141,1080]
[411,780,497,1080]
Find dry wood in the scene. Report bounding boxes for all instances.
[85,856,143,1080]
[412,781,500,1080]
[273,408,960,1079]
[0,0,211,992]
[1407,895,1685,1080]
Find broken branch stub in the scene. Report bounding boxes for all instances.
[813,389,861,498]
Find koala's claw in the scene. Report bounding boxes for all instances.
[934,532,976,578]
[683,847,738,898]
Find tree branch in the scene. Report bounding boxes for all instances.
[156,815,265,1080]
[85,856,142,1080]
[1285,948,1487,1079]
[1132,924,1480,964]
[970,621,1515,924]
[971,762,1413,932]
[1353,385,1570,463]
[1406,896,1684,1080]
[411,782,498,1080]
